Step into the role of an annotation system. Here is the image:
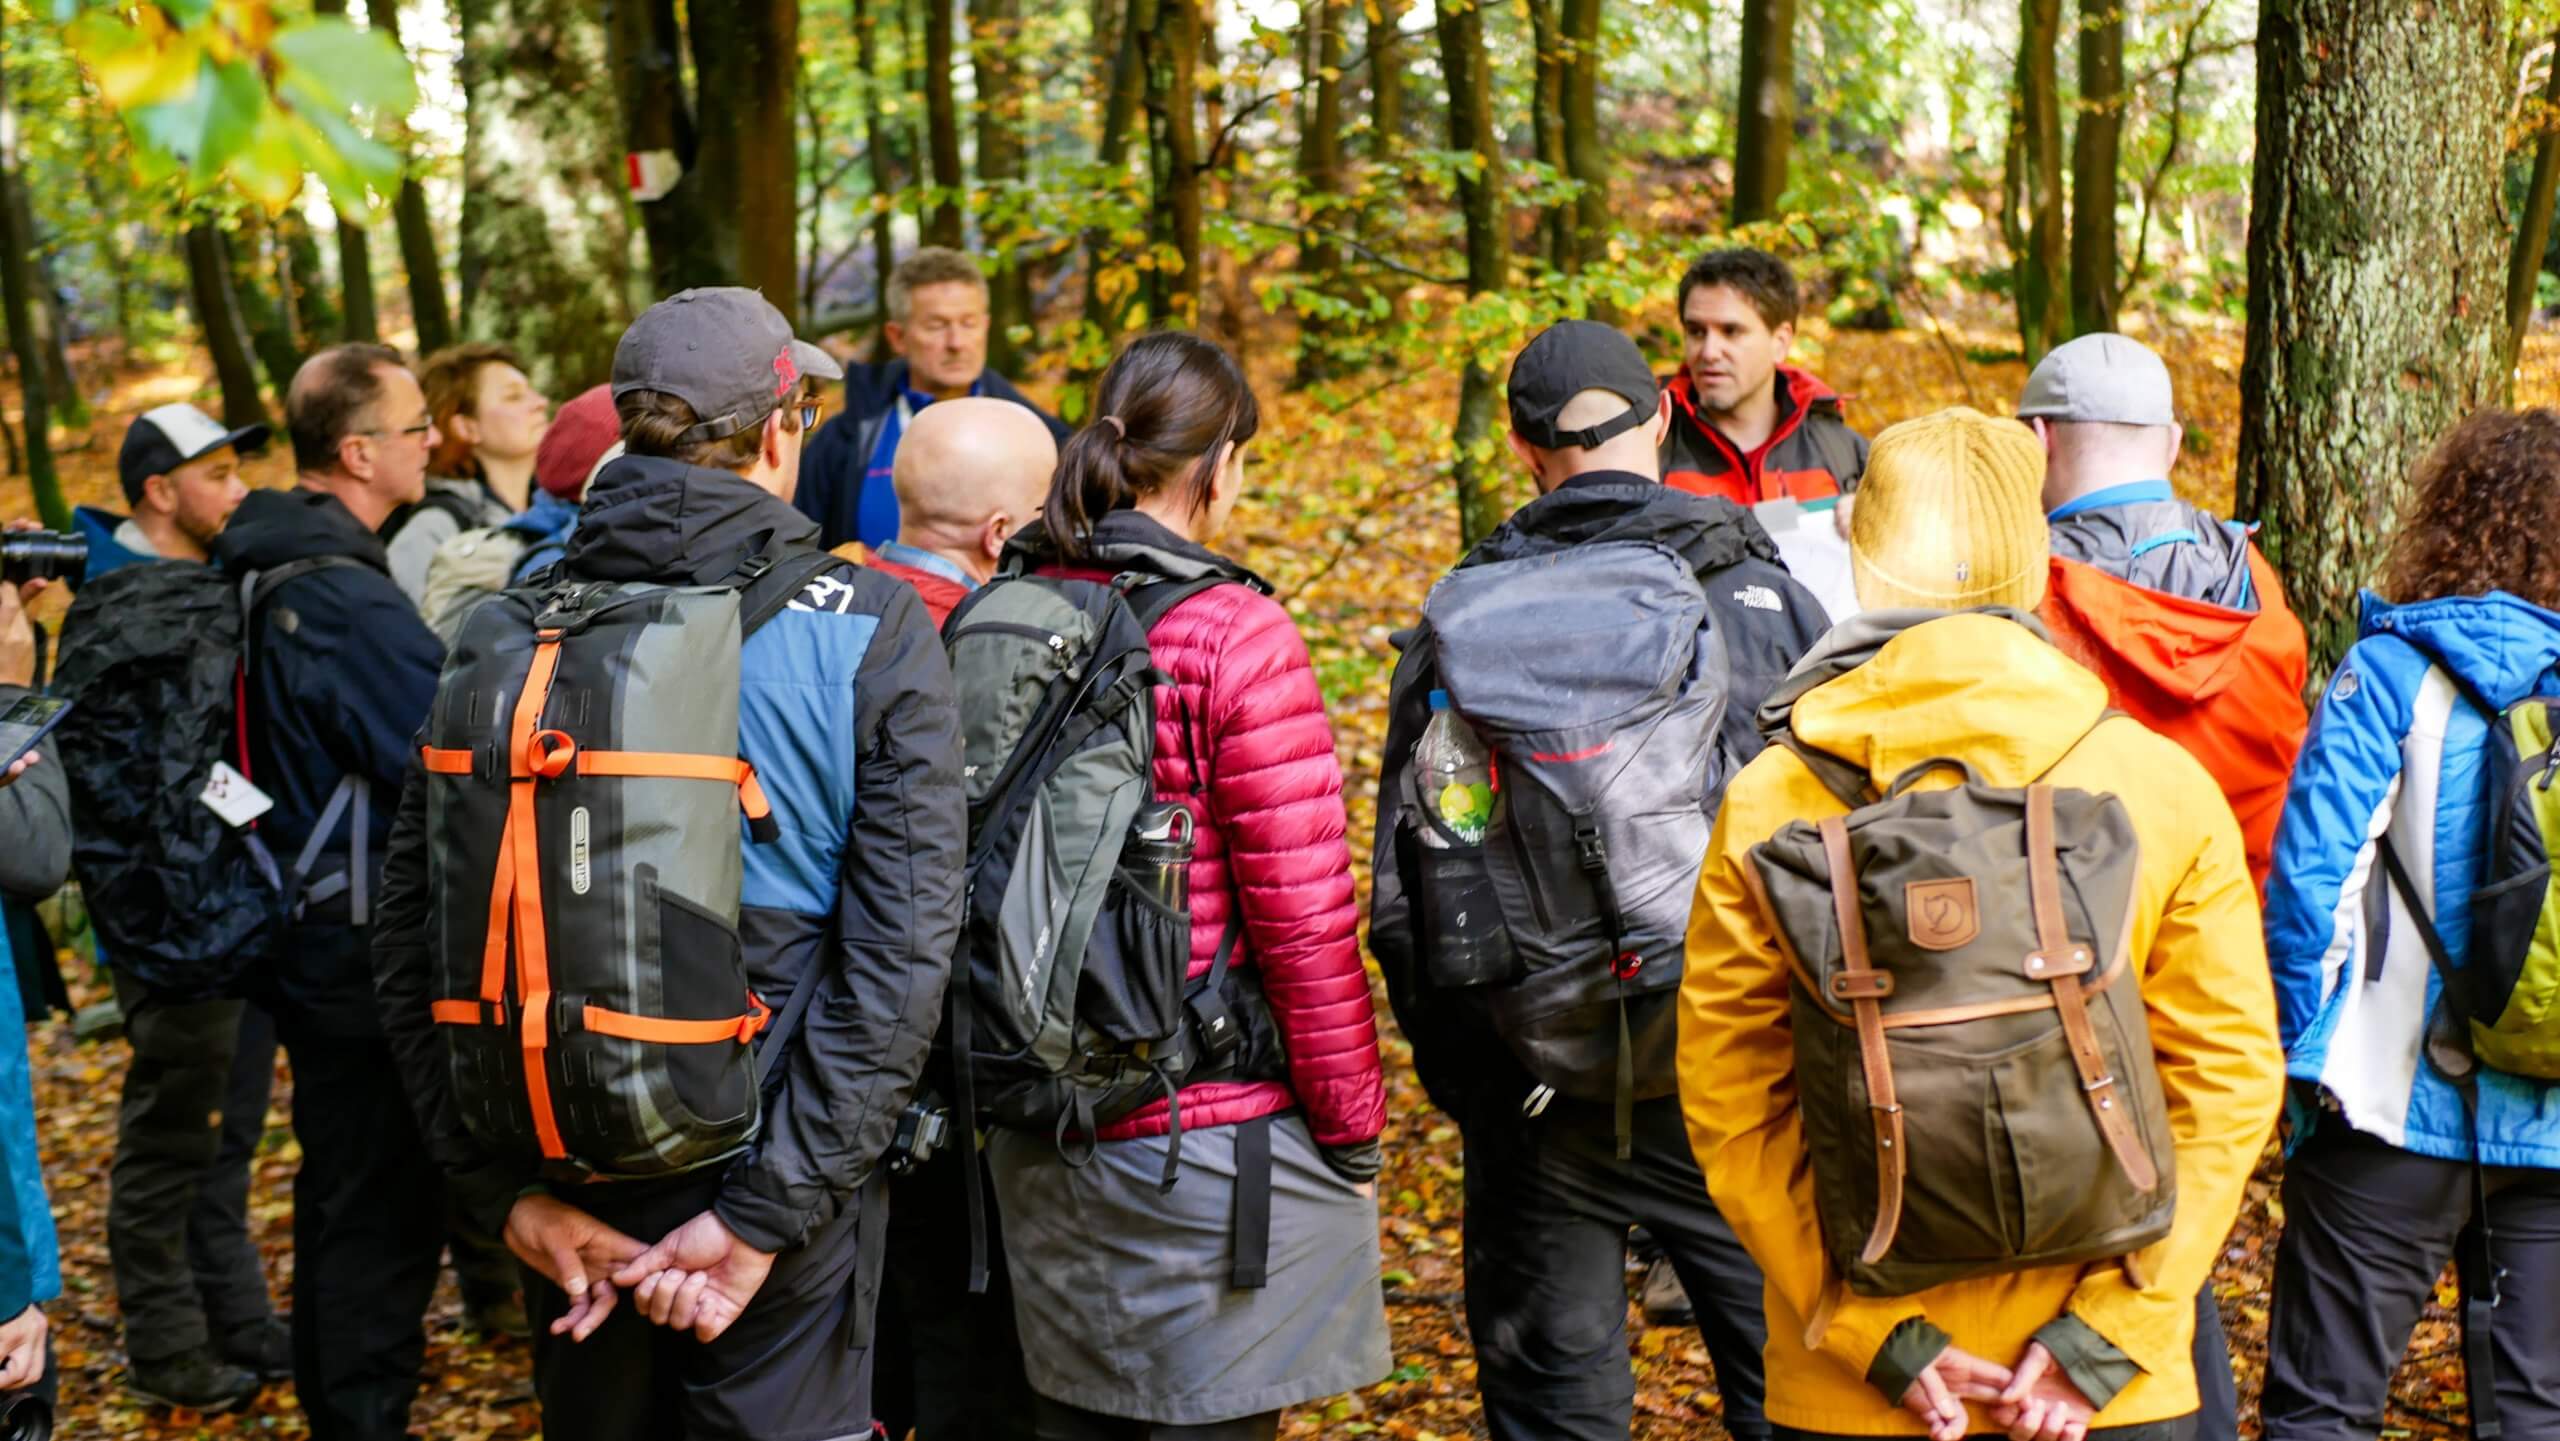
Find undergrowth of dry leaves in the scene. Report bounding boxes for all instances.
[8,294,2549,1439]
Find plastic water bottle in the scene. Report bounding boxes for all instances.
[1416,690,1495,847]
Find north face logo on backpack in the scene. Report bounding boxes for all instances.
[1733,584,1784,612]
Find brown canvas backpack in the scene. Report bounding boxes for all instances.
[1745,726,2177,1297]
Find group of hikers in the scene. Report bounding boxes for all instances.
[0,239,2550,1441]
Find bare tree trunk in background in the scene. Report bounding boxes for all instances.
[1560,0,1606,271]
[460,0,635,391]
[1079,0,1147,355]
[311,0,381,346]
[2507,29,2560,375]
[1368,0,1404,156]
[1436,0,1508,547]
[274,209,341,351]
[184,226,270,433]
[690,0,801,323]
[27,237,83,428]
[1528,0,1568,269]
[1296,0,1345,380]
[857,0,897,347]
[1731,0,1795,224]
[1139,0,1201,323]
[377,0,453,353]
[2013,0,2066,361]
[923,0,963,248]
[0,71,58,526]
[227,219,304,403]
[2237,0,2507,674]
[605,0,712,299]
[973,0,1032,372]
[2069,0,2124,337]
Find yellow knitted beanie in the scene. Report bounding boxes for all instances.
[1848,406,2050,612]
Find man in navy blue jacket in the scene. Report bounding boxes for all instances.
[794,246,1069,550]
[211,342,451,1441]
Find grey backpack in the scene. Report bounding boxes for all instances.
[1415,539,1730,1152]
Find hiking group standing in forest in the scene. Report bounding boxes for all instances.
[0,240,2550,1441]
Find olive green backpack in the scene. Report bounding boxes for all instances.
[1746,724,2177,1297]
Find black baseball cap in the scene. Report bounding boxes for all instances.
[118,403,268,504]
[611,287,845,445]
[1507,320,1660,450]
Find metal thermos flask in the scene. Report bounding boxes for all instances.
[1128,803,1195,910]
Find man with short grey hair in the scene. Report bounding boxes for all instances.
[796,245,1071,550]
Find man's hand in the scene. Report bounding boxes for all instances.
[0,1305,44,1391]
[0,750,36,790]
[612,1210,775,1343]
[1991,1342,2098,1441]
[504,1193,648,1342]
[1899,1345,2013,1441]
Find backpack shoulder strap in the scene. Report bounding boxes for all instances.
[1121,574,1231,632]
[735,551,850,640]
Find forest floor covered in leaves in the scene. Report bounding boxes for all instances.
[9,306,2551,1437]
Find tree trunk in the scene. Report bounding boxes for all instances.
[2069,0,2125,337]
[183,226,269,433]
[336,222,381,343]
[1436,0,1507,547]
[2237,0,2507,674]
[1139,0,1202,323]
[689,0,799,323]
[227,220,304,403]
[973,0,1032,371]
[0,70,58,526]
[1080,0,1148,350]
[2507,29,2560,374]
[1296,0,1345,380]
[1369,0,1404,156]
[856,0,896,348]
[1527,0,1569,268]
[604,0,708,298]
[25,224,83,429]
[376,0,454,353]
[1561,0,1605,270]
[1731,0,1795,224]
[2012,0,2067,361]
[923,0,963,248]
[275,208,341,351]
[459,0,635,392]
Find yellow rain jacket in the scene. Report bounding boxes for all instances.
[1680,610,2283,1435]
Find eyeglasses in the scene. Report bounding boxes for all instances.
[798,400,823,431]
[366,419,434,441]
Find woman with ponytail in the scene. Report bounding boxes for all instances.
[990,332,1392,1440]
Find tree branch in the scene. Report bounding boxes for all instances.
[2122,0,2217,297]
[1206,207,1463,285]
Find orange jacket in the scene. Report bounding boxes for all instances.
[2039,549,2308,890]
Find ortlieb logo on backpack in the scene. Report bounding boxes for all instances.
[1406,540,1730,1120]
[1746,739,2177,1298]
[942,567,1270,1139]
[420,554,832,1180]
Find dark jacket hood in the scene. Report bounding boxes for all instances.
[1465,474,1783,577]
[1004,508,1272,594]
[2049,497,2256,612]
[211,487,393,575]
[562,453,822,586]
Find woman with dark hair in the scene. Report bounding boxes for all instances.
[2260,409,2560,1439]
[989,331,1392,1440]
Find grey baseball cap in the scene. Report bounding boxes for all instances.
[2017,332,2176,427]
[611,287,844,445]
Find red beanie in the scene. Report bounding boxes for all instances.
[536,384,619,499]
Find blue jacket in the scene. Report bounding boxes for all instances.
[500,490,580,584]
[72,505,157,580]
[2267,589,2560,1169]
[793,357,1069,551]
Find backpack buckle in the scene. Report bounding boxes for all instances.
[1573,825,1608,874]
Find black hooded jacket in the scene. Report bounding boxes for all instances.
[371,455,965,1250]
[1366,473,1830,1116]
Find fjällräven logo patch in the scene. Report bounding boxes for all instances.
[1905,877,1980,951]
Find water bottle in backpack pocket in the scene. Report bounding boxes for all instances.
[1407,690,1517,988]
[1080,802,1198,1047]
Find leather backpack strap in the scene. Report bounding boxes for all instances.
[1818,815,1904,1265]
[2025,784,2162,1194]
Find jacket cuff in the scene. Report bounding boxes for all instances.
[2035,1313,2143,1413]
[712,1171,804,1255]
[1865,1316,1954,1406]
[450,1164,537,1239]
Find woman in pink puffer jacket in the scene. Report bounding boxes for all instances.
[988,332,1391,1441]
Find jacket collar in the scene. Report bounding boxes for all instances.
[1469,473,1781,576]
[561,453,821,586]
[1005,509,1270,593]
[2048,479,2175,521]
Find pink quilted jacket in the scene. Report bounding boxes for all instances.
[1043,518,1387,1148]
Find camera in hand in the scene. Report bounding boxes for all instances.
[0,532,85,591]
[884,1097,951,1178]
[0,1393,50,1441]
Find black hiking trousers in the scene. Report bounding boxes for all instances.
[2262,1120,2560,1441]
[105,970,278,1363]
[1461,1088,1770,1441]
[525,1170,887,1441]
[872,1139,1036,1441]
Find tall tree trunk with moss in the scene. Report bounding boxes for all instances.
[690,0,800,323]
[1560,0,1605,271]
[923,0,963,248]
[459,0,634,390]
[973,0,1032,371]
[1138,0,1201,323]
[2069,0,2124,337]
[2237,0,2507,674]
[1436,0,1508,546]
[1527,0,1569,268]
[2012,0,2067,360]
[25,226,83,429]
[183,226,268,433]
[1731,0,1794,224]
[2507,29,2560,375]
[1296,0,1346,380]
[0,74,58,527]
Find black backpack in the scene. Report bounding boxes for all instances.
[53,559,370,1001]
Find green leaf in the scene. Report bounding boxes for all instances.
[122,53,264,185]
[271,17,418,116]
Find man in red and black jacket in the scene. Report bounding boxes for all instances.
[1660,248,1868,506]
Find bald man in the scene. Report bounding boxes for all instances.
[864,396,1057,625]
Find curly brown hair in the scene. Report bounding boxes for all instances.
[2382,409,2560,608]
